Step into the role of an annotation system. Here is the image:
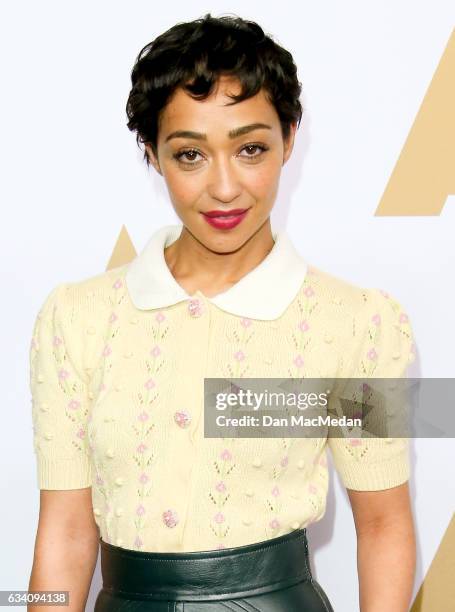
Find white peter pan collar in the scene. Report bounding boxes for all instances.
[125,224,308,321]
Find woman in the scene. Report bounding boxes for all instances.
[28,13,416,612]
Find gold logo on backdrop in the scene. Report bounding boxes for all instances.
[376,28,454,215]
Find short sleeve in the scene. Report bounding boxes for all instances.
[29,283,92,489]
[327,287,416,491]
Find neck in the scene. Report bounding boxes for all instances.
[164,219,275,298]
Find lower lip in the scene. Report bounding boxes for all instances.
[202,209,250,229]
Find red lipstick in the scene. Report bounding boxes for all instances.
[201,208,250,230]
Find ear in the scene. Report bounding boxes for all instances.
[145,144,162,175]
[282,122,297,165]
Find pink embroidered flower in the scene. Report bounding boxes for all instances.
[298,320,310,332]
[303,286,314,297]
[174,410,192,428]
[163,509,179,528]
[234,350,245,361]
[269,518,280,529]
[216,481,226,493]
[214,512,225,524]
[138,411,149,422]
[353,411,362,419]
[271,485,280,497]
[134,536,143,548]
[319,456,327,467]
[68,399,80,410]
[367,348,378,361]
[150,345,161,357]
[379,289,389,298]
[100,382,106,391]
[113,279,123,289]
[220,449,232,461]
[109,312,118,323]
[399,313,409,323]
[216,543,226,549]
[31,338,37,350]
[96,475,104,486]
[102,345,112,357]
[144,378,156,390]
[308,484,318,494]
[349,438,362,446]
[188,298,203,317]
[58,368,70,380]
[136,504,146,516]
[240,318,252,327]
[362,383,370,392]
[139,472,149,484]
[280,456,289,467]
[136,443,148,454]
[156,312,166,323]
[76,427,85,439]
[293,355,304,368]
[371,313,381,325]
[53,335,62,346]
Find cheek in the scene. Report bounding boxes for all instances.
[244,158,281,198]
[163,166,203,207]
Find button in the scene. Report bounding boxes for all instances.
[174,410,192,428]
[124,351,133,358]
[188,298,204,317]
[297,459,305,469]
[116,538,123,547]
[36,374,44,383]
[114,383,123,392]
[44,432,53,440]
[242,518,252,526]
[106,448,115,458]
[115,477,124,486]
[245,488,254,497]
[115,508,123,517]
[40,402,49,412]
[93,508,101,516]
[252,457,262,468]
[324,333,333,344]
[290,491,300,499]
[291,521,300,530]
[163,509,179,528]
[130,317,139,325]
[392,351,401,360]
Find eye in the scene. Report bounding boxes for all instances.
[238,143,269,159]
[173,149,203,165]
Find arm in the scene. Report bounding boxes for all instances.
[347,482,416,612]
[28,489,99,612]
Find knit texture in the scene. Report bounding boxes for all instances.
[29,263,415,552]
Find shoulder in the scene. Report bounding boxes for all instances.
[301,262,412,326]
[36,264,130,321]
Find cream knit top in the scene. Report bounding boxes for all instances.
[29,224,415,552]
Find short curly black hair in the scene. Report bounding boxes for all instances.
[126,13,303,166]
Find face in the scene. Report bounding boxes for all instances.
[145,75,296,253]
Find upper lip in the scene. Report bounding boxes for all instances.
[202,208,249,218]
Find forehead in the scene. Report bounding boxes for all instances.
[158,76,279,136]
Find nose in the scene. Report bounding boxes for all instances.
[206,155,242,204]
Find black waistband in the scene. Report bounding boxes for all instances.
[99,528,312,601]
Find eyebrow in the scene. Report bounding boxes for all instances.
[164,122,272,143]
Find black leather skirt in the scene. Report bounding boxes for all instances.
[94,528,334,611]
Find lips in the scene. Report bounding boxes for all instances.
[201,208,250,230]
[203,208,249,218]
